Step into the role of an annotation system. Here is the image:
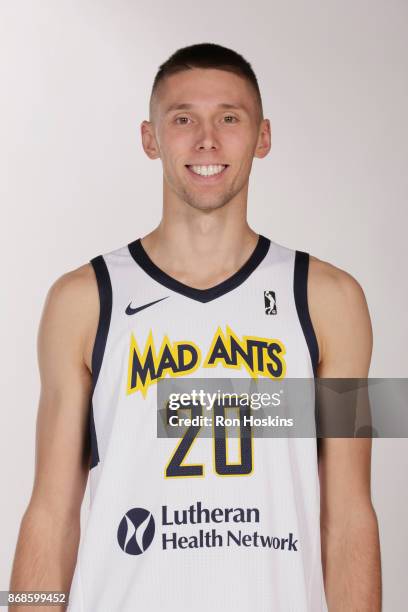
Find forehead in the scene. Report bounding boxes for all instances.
[154,68,257,115]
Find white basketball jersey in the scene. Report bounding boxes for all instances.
[67,234,328,611]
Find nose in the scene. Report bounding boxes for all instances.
[195,121,219,152]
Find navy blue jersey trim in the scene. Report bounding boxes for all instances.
[88,255,112,469]
[128,234,271,303]
[294,251,320,378]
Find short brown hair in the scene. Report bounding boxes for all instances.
[149,42,264,121]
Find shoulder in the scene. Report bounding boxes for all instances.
[308,254,368,307]
[307,255,373,375]
[43,263,99,321]
[39,263,99,370]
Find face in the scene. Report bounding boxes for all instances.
[142,68,271,211]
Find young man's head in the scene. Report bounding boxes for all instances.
[141,43,271,212]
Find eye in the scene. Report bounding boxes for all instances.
[223,115,238,123]
[175,116,191,125]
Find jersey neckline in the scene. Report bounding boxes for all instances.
[127,234,271,303]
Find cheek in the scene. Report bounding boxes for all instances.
[224,130,257,156]
[161,134,192,168]
[163,129,192,150]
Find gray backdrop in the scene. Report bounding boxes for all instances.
[1,1,407,610]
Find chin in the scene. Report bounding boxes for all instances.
[186,196,230,212]
[180,186,236,211]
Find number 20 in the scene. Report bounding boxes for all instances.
[165,401,253,478]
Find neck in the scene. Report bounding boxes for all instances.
[139,219,259,291]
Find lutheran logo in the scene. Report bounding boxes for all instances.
[117,508,155,555]
[264,290,277,315]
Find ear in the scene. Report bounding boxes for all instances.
[141,120,161,160]
[254,118,271,159]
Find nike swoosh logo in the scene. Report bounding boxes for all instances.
[125,296,169,315]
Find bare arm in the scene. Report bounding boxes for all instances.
[9,264,98,611]
[309,258,382,611]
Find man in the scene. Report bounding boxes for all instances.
[10,43,381,611]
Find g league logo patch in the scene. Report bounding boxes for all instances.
[117,508,155,555]
[264,290,277,315]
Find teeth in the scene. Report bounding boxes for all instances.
[189,165,226,176]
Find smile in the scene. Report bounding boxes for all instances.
[186,164,229,178]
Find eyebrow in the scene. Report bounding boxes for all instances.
[164,102,247,114]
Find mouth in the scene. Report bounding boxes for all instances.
[185,164,229,182]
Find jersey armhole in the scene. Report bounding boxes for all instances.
[88,255,113,469]
[293,251,320,378]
